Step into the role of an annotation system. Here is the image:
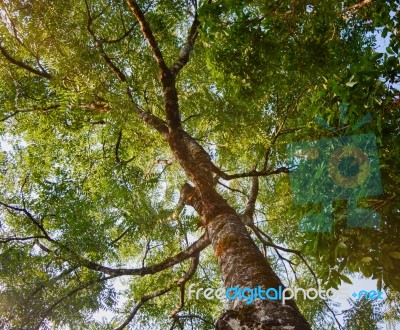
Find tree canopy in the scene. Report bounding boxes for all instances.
[0,0,399,329]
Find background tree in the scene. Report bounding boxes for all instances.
[0,0,399,329]
[343,298,384,330]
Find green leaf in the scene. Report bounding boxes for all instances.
[386,46,395,55]
[361,257,372,263]
[388,252,400,259]
[345,81,357,87]
[339,273,353,285]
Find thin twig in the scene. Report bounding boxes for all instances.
[0,104,60,122]
[217,180,249,197]
[169,254,200,318]
[114,253,200,329]
[114,286,173,330]
[35,275,118,330]
[85,0,127,82]
[0,201,54,242]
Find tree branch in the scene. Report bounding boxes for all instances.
[243,176,259,220]
[99,1,154,44]
[83,233,209,276]
[85,0,178,141]
[262,90,305,171]
[0,43,52,79]
[111,224,135,244]
[171,14,201,76]
[85,0,127,82]
[35,275,117,330]
[114,286,174,330]
[249,226,344,330]
[0,104,60,122]
[262,121,286,172]
[115,253,200,330]
[125,0,169,74]
[342,0,372,13]
[169,253,200,318]
[0,235,47,244]
[217,180,249,197]
[213,166,289,180]
[85,0,174,138]
[141,238,152,268]
[178,183,205,217]
[126,87,169,137]
[0,200,210,280]
[1,201,209,326]
[125,0,184,129]
[170,313,215,328]
[0,201,55,243]
[28,266,80,299]
[100,23,137,44]
[115,130,135,165]
[251,226,317,282]
[35,240,52,253]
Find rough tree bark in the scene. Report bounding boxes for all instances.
[180,183,311,330]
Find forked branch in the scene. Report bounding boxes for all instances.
[169,253,200,318]
[114,253,200,330]
[0,201,54,242]
[114,286,173,330]
[0,200,210,278]
[85,0,128,82]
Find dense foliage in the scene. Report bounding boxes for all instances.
[0,0,399,329]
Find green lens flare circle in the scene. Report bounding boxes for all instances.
[328,145,370,188]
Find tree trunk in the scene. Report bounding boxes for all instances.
[207,207,311,330]
[161,68,311,329]
[178,182,311,329]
